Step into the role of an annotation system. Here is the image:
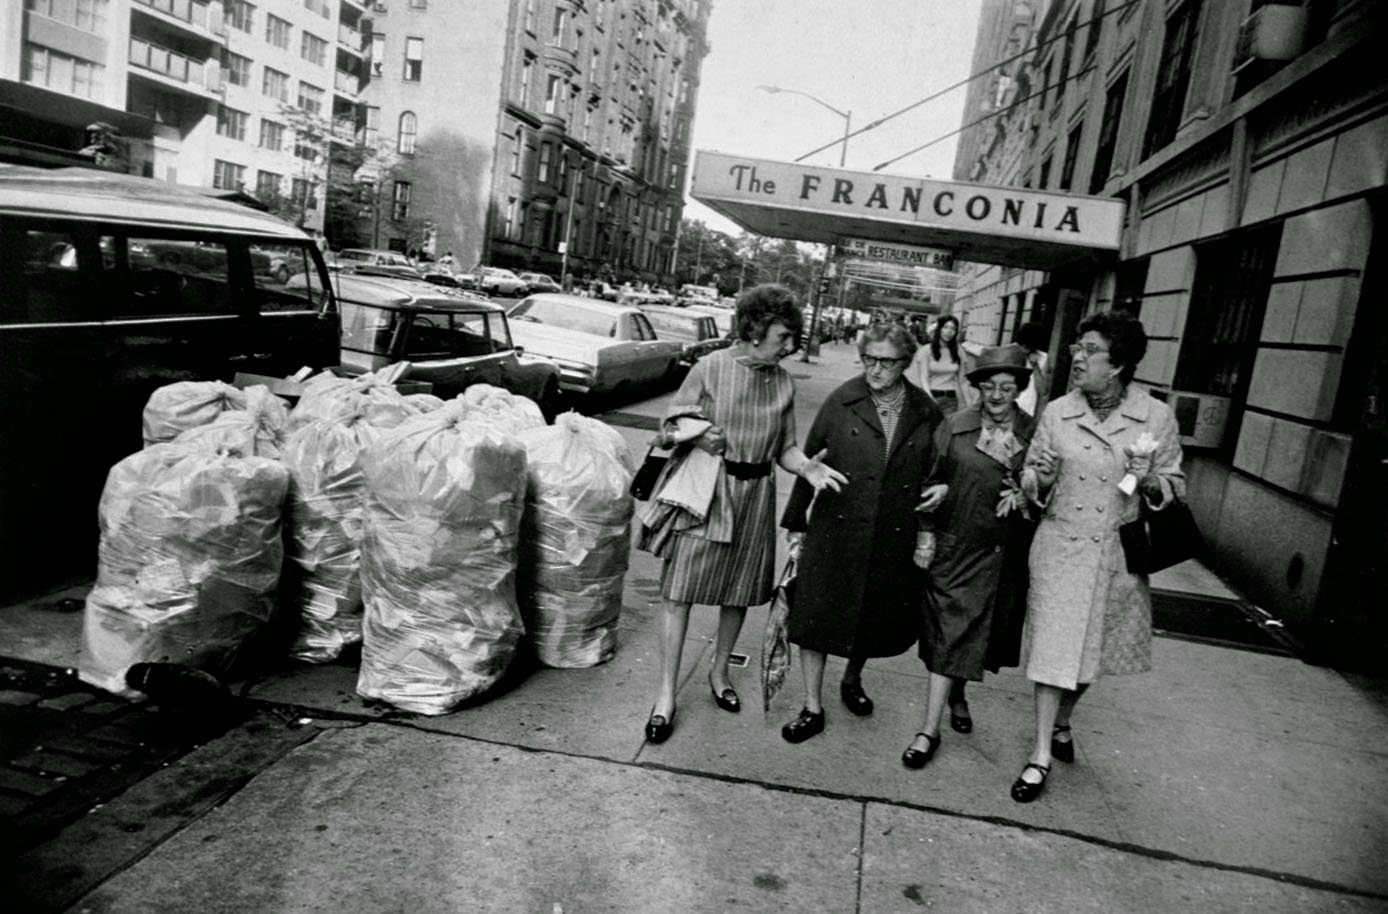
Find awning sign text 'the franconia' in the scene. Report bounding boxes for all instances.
[690,153,1124,267]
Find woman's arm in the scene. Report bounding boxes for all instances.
[1020,410,1058,506]
[781,399,833,532]
[1137,405,1187,509]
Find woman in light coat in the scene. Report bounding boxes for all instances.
[1011,310,1185,802]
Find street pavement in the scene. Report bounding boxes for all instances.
[1,340,1386,913]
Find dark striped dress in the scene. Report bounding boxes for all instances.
[660,347,797,607]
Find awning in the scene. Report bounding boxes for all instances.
[690,151,1125,272]
[0,80,153,137]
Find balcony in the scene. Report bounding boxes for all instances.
[131,0,226,43]
[128,36,220,98]
[330,119,360,146]
[333,69,360,98]
[543,43,579,76]
[338,24,364,57]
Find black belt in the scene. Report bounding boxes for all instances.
[930,389,956,397]
[724,460,773,480]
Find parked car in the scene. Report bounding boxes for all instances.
[474,266,529,296]
[685,303,736,339]
[326,273,562,418]
[518,271,561,294]
[638,304,731,365]
[506,293,683,396]
[332,248,421,280]
[0,163,338,597]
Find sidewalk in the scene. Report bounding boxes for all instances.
[2,342,1386,913]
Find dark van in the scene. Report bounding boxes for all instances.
[0,165,339,598]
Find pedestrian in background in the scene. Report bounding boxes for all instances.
[778,322,943,744]
[1014,321,1051,418]
[1011,310,1185,802]
[902,344,1036,768]
[644,284,847,744]
[905,315,972,415]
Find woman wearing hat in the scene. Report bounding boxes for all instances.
[902,344,1038,768]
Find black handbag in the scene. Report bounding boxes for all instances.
[629,447,670,501]
[1119,499,1203,575]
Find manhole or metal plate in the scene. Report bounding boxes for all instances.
[1151,591,1296,655]
[727,653,749,668]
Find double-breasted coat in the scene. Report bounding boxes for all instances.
[1020,386,1186,689]
[781,377,942,659]
[919,405,1037,680]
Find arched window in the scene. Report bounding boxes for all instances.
[398,111,417,155]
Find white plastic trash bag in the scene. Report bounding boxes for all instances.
[79,442,289,697]
[172,385,291,459]
[356,403,528,714]
[456,383,546,433]
[517,413,635,667]
[290,367,416,431]
[141,380,246,446]
[281,413,386,662]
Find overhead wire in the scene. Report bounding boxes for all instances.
[792,0,1141,166]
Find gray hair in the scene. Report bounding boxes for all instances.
[856,321,918,360]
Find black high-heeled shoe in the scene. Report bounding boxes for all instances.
[948,702,973,734]
[901,732,940,769]
[839,679,874,716]
[1010,762,1050,803]
[1051,725,1075,764]
[709,678,741,713]
[645,707,675,744]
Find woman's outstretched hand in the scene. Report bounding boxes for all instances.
[801,448,848,493]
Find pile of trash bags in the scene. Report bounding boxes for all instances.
[78,373,637,715]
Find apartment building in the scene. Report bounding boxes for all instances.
[951,0,1388,669]
[0,0,374,231]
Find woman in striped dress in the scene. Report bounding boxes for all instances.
[645,285,847,744]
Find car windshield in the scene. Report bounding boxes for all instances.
[510,298,616,337]
[340,302,400,357]
[644,311,699,340]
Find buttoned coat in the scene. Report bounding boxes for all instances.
[781,377,942,658]
[1020,385,1186,689]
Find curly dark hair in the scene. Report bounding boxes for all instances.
[930,314,960,362]
[1014,321,1049,353]
[1076,310,1147,383]
[734,283,803,344]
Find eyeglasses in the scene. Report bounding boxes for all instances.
[978,383,1019,396]
[861,355,907,370]
[1069,342,1110,357]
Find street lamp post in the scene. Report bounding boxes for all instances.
[756,85,852,168]
[757,86,851,362]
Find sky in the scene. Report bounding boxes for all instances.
[684,0,985,235]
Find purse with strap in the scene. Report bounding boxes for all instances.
[1118,498,1202,575]
[629,446,671,501]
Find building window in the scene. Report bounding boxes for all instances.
[590,49,600,83]
[409,0,427,7]
[520,53,534,107]
[524,0,535,31]
[225,0,253,33]
[212,160,245,191]
[216,105,248,142]
[22,44,103,100]
[294,130,318,160]
[1143,0,1202,159]
[368,32,385,76]
[263,67,288,101]
[552,7,568,43]
[506,197,518,238]
[1084,0,1106,59]
[364,105,380,146]
[1058,124,1082,190]
[1038,155,1053,189]
[1054,14,1077,111]
[258,119,283,151]
[398,111,417,154]
[403,37,423,81]
[266,14,291,50]
[545,75,562,115]
[511,131,523,175]
[74,0,108,34]
[291,178,317,210]
[558,151,569,191]
[1172,225,1281,452]
[392,181,411,221]
[222,50,251,87]
[300,32,328,67]
[1089,71,1127,194]
[297,82,324,116]
[538,143,553,183]
[255,170,281,202]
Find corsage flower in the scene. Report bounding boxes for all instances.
[1119,432,1161,495]
[996,473,1032,519]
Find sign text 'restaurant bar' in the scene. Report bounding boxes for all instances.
[839,237,955,270]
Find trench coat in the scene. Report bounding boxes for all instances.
[780,377,942,658]
[1019,385,1186,689]
[919,405,1037,679]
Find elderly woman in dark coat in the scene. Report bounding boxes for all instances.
[778,322,944,743]
[901,345,1037,768]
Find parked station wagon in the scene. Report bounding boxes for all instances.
[638,304,731,365]
[506,294,683,395]
[328,274,562,418]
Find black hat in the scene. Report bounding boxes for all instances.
[966,343,1031,386]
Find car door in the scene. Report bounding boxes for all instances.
[627,311,673,384]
